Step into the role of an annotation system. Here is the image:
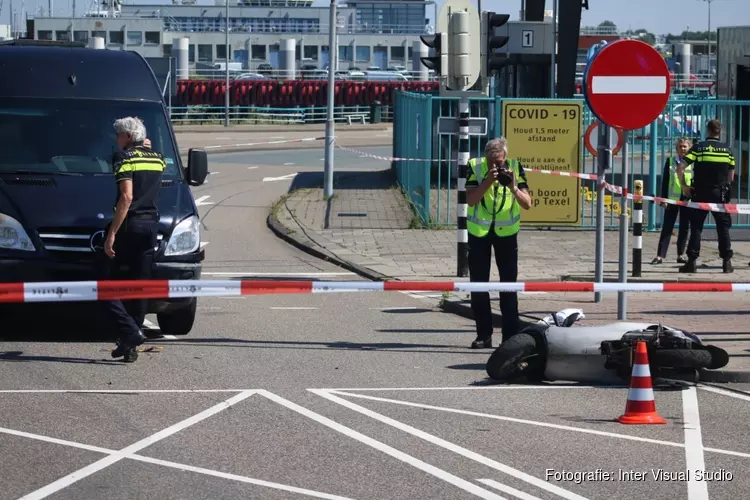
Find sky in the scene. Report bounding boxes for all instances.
[3,0,750,34]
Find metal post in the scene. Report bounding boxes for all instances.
[457,97,470,277]
[594,121,610,303]
[617,130,629,320]
[647,119,657,231]
[224,0,230,128]
[323,0,337,199]
[633,180,643,277]
[550,0,557,97]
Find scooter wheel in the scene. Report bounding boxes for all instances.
[486,333,538,382]
[650,348,714,371]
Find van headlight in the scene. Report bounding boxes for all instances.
[164,216,200,256]
[0,213,36,251]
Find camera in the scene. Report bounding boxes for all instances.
[497,168,513,187]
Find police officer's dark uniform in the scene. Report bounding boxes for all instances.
[465,155,529,349]
[106,142,165,362]
[678,124,735,274]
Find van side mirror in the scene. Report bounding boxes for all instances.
[186,148,208,186]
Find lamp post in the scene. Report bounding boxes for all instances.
[224,0,230,127]
[324,0,337,199]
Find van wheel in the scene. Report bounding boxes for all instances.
[157,299,197,335]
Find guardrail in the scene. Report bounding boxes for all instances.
[162,21,430,36]
[169,105,392,125]
[187,70,437,82]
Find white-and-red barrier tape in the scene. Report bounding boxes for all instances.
[2,279,750,303]
[332,143,749,215]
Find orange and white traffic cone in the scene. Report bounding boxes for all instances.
[618,341,667,425]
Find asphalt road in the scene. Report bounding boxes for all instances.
[1,146,749,500]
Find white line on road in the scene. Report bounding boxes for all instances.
[476,479,544,500]
[130,454,355,500]
[312,390,587,500]
[0,389,250,393]
[0,419,353,500]
[283,162,296,166]
[699,385,750,402]
[209,171,220,175]
[263,390,506,500]
[327,390,750,460]
[270,307,318,310]
[682,387,709,500]
[248,166,258,170]
[17,390,255,500]
[194,195,214,206]
[318,385,598,392]
[369,307,422,311]
[262,173,298,182]
[591,76,667,94]
[202,271,356,277]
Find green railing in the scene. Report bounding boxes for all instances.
[393,92,750,231]
[169,105,393,125]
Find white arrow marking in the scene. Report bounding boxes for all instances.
[591,75,667,94]
[194,195,213,206]
[262,173,298,182]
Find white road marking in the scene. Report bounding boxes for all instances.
[260,390,505,500]
[318,385,599,392]
[0,420,352,499]
[0,389,250,393]
[270,307,318,310]
[477,479,544,500]
[313,390,632,500]
[17,391,255,500]
[262,173,298,182]
[202,272,356,277]
[591,75,667,94]
[209,171,220,175]
[248,166,258,170]
[682,387,709,500]
[283,162,296,166]
[369,307,422,311]
[130,454,355,500]
[326,390,750,460]
[699,385,750,402]
[194,195,213,206]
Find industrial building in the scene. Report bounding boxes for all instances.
[24,0,433,74]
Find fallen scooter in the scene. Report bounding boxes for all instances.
[486,309,730,384]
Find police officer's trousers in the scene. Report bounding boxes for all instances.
[102,218,158,340]
[686,206,733,261]
[657,204,690,258]
[468,231,519,342]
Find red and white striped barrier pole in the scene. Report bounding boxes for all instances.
[2,280,750,303]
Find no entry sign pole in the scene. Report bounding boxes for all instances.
[583,39,671,314]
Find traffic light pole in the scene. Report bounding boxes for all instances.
[457,97,470,277]
[594,121,610,303]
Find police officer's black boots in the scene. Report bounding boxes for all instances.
[723,259,733,273]
[678,258,698,273]
[471,336,492,349]
[111,330,147,362]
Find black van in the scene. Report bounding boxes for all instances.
[0,40,208,335]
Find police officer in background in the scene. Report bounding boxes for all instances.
[465,137,532,349]
[652,137,693,264]
[104,117,166,362]
[677,119,735,274]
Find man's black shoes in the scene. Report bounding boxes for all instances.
[723,259,734,273]
[471,336,492,349]
[678,259,697,273]
[112,330,147,362]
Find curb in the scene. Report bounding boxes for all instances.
[265,211,391,282]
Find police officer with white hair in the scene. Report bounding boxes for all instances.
[465,137,532,349]
[103,117,166,362]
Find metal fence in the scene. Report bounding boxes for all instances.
[393,91,750,232]
[169,104,392,125]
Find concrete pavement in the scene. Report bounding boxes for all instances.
[2,149,749,499]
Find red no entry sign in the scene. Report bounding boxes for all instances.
[584,39,671,131]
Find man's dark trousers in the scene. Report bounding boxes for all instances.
[103,218,158,339]
[685,191,733,262]
[657,204,689,258]
[468,231,519,342]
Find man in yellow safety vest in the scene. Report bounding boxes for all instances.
[465,137,533,349]
[652,137,693,264]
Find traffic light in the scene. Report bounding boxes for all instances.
[480,11,511,84]
[419,32,447,81]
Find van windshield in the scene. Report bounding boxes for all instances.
[0,98,180,177]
